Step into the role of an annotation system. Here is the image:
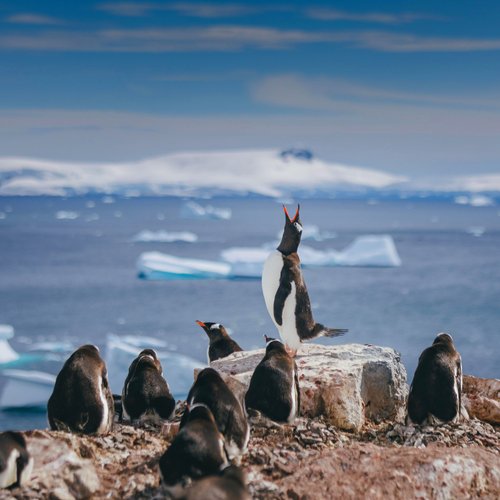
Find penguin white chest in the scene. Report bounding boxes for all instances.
[262,251,301,349]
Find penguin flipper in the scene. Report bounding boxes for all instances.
[273,267,292,326]
[305,323,348,340]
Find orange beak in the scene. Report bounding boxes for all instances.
[196,320,206,328]
[283,204,300,223]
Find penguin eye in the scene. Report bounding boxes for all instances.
[294,222,303,233]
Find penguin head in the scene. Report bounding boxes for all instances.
[433,332,454,346]
[187,403,216,424]
[277,204,302,255]
[196,321,230,342]
[136,349,162,373]
[195,367,223,384]
[263,335,286,354]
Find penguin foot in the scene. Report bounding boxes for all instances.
[285,345,297,358]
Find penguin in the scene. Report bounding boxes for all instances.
[122,349,175,423]
[261,205,347,355]
[47,344,114,434]
[407,333,463,425]
[195,321,243,363]
[159,403,228,486]
[0,432,33,489]
[180,368,249,462]
[179,464,250,500]
[245,336,300,423]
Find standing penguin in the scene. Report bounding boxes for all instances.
[407,333,463,425]
[180,368,249,462]
[159,403,228,485]
[48,345,114,434]
[245,336,300,423]
[0,432,33,489]
[122,349,175,423]
[262,205,347,355]
[196,321,243,363]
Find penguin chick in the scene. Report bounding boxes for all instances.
[180,368,249,462]
[159,404,228,486]
[407,333,463,425]
[262,205,347,354]
[0,432,33,489]
[122,349,175,423]
[196,321,242,363]
[245,336,300,423]
[47,344,114,434]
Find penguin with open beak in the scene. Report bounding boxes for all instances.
[261,205,347,356]
[196,321,243,363]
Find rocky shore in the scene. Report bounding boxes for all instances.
[1,344,499,499]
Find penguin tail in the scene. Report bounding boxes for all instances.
[313,324,348,338]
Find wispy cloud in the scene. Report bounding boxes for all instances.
[5,13,63,25]
[305,8,435,25]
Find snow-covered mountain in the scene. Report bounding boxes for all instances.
[0,149,406,197]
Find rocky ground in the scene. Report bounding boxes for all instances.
[1,410,498,499]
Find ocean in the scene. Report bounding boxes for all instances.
[0,196,499,431]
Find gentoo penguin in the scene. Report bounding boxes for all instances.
[159,403,227,486]
[407,333,463,425]
[261,205,347,355]
[47,344,114,434]
[179,465,250,500]
[180,368,249,462]
[245,336,300,423]
[196,321,243,363]
[122,349,175,423]
[0,432,33,489]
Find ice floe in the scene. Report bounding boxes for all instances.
[0,325,19,364]
[466,226,486,237]
[180,201,232,220]
[138,235,401,280]
[0,370,55,409]
[454,195,495,207]
[132,230,198,243]
[55,210,79,220]
[105,334,204,397]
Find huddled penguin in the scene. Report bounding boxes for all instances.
[47,344,114,434]
[0,432,33,489]
[159,403,227,486]
[245,336,300,423]
[262,205,347,355]
[196,321,243,363]
[180,368,249,462]
[179,464,250,500]
[122,349,175,423]
[407,333,463,425]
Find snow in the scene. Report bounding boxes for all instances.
[180,201,232,220]
[55,210,79,220]
[0,149,406,197]
[132,230,198,243]
[0,370,55,409]
[105,334,204,397]
[0,325,19,364]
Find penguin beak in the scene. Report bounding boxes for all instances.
[196,320,206,329]
[283,204,300,223]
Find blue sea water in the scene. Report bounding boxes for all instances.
[0,196,499,430]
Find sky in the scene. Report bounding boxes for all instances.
[1,0,500,181]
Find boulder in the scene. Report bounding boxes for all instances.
[210,343,408,431]
[463,375,500,425]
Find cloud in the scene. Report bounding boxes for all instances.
[5,13,63,25]
[305,8,435,24]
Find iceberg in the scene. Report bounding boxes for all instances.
[105,334,204,398]
[137,251,232,280]
[0,370,55,409]
[0,325,19,364]
[180,201,232,220]
[55,210,79,220]
[333,235,401,267]
[132,230,198,243]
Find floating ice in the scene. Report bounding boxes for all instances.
[27,341,75,353]
[0,212,6,219]
[0,325,19,364]
[466,226,486,237]
[105,334,204,398]
[55,210,79,220]
[137,251,232,280]
[454,195,495,207]
[0,370,55,409]
[180,201,232,220]
[102,196,115,204]
[132,230,198,243]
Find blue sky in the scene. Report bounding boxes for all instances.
[1,0,500,179]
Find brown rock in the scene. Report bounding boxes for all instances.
[463,375,500,425]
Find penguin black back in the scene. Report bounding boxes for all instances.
[180,368,249,461]
[48,344,114,434]
[407,333,462,425]
[159,404,227,486]
[0,431,33,489]
[196,321,242,363]
[122,349,175,422]
[245,338,300,423]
